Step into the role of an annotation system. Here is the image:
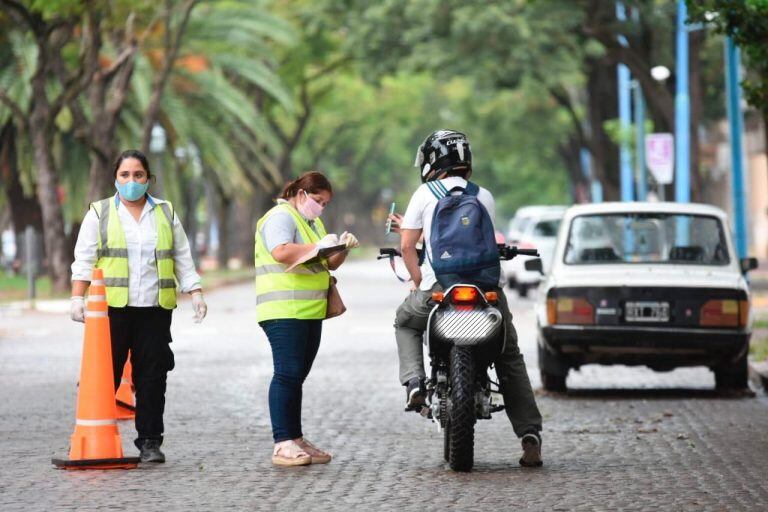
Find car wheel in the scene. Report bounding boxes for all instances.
[714,350,748,390]
[516,283,529,298]
[507,276,517,289]
[538,343,568,392]
[541,371,567,392]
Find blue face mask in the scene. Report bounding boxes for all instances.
[115,179,149,201]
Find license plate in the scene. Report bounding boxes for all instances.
[625,301,670,322]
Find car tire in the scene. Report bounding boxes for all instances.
[541,371,567,392]
[714,350,748,390]
[507,276,517,289]
[538,343,568,392]
[516,283,529,298]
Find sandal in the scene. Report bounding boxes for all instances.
[297,437,332,464]
[272,440,311,467]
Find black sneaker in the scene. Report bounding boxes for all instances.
[136,439,166,463]
[405,378,426,411]
[519,431,543,467]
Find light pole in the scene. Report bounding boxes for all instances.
[674,0,690,204]
[616,1,634,202]
[632,80,647,201]
[650,65,671,201]
[725,36,748,259]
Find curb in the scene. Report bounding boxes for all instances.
[748,360,768,391]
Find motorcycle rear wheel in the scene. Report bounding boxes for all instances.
[448,345,475,472]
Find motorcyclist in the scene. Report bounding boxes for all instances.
[392,130,543,467]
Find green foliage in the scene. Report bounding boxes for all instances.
[688,0,768,115]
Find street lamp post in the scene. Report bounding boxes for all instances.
[725,36,749,259]
[632,80,647,201]
[674,0,690,204]
[617,1,635,202]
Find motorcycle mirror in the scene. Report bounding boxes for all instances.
[524,258,544,276]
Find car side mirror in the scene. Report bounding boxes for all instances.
[740,257,758,274]
[524,258,544,276]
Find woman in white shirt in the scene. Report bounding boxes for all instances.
[70,149,207,464]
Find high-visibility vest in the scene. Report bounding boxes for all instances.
[254,203,330,321]
[92,196,177,309]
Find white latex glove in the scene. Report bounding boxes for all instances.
[316,233,340,249]
[70,296,85,323]
[340,231,359,249]
[191,291,207,323]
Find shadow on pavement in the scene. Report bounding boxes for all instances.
[540,388,756,400]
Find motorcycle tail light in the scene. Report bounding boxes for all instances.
[700,299,739,327]
[452,286,479,303]
[552,297,594,325]
[484,291,499,303]
[432,292,445,302]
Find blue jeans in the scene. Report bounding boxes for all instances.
[259,319,322,443]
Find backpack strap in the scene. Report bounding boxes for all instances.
[426,180,448,200]
[464,181,480,196]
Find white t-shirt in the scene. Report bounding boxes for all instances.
[400,177,498,291]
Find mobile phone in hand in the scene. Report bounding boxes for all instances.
[385,202,396,235]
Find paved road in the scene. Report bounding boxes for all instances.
[1,260,767,511]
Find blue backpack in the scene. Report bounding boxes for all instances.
[426,180,500,289]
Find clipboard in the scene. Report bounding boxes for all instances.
[284,243,348,272]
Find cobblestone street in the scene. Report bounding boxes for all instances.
[1,260,767,511]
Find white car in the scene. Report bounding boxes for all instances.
[506,205,568,243]
[503,206,566,297]
[533,202,758,391]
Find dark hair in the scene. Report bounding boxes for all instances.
[113,149,152,179]
[280,171,333,200]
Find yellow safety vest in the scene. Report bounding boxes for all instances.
[254,202,330,321]
[92,196,177,309]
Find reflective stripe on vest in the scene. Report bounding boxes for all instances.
[254,203,330,321]
[92,196,177,309]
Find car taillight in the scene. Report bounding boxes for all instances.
[452,286,479,303]
[740,300,749,328]
[700,299,746,328]
[547,297,594,325]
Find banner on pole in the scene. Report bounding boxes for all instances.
[645,133,674,184]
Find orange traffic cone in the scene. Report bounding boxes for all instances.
[115,357,136,420]
[52,268,139,469]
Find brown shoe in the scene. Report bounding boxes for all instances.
[272,440,311,467]
[297,437,332,464]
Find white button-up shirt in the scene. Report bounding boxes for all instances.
[71,194,201,307]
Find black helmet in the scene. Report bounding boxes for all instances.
[414,129,472,183]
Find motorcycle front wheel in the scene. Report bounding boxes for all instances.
[448,345,475,472]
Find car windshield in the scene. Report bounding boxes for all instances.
[564,213,730,265]
[532,219,561,238]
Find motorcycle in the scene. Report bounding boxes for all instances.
[378,244,539,472]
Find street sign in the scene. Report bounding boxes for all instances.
[645,133,674,184]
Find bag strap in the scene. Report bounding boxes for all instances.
[426,180,479,199]
[464,181,480,196]
[426,179,449,200]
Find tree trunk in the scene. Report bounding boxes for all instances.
[29,107,71,291]
[0,122,43,236]
[586,55,620,200]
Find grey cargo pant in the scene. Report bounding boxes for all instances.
[394,285,542,437]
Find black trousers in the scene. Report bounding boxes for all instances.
[108,306,175,445]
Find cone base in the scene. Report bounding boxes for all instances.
[116,400,136,420]
[52,456,140,470]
